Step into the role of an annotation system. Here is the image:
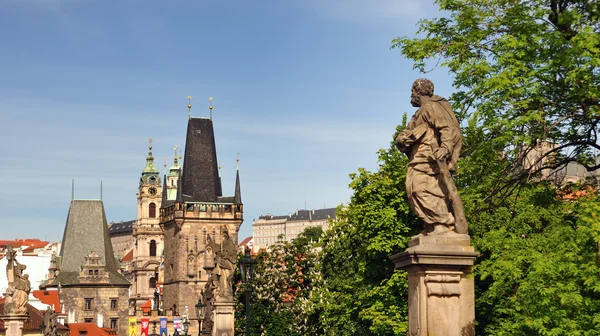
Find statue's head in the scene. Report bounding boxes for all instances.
[411,78,434,107]
[221,225,230,239]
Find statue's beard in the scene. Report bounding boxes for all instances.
[411,96,420,107]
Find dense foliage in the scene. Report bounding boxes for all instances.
[234,1,600,335]
[235,227,322,335]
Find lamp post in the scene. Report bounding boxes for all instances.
[182,316,189,336]
[194,297,204,336]
[239,247,257,336]
[39,321,46,336]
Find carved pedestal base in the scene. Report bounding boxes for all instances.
[212,301,234,336]
[1,315,29,336]
[391,234,478,336]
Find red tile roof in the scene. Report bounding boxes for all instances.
[140,299,152,314]
[68,323,117,336]
[32,290,61,313]
[0,297,68,332]
[0,239,50,250]
[239,236,253,247]
[121,249,134,262]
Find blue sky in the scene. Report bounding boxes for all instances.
[0,0,453,242]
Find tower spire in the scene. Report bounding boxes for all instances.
[161,174,168,208]
[234,153,242,204]
[209,97,213,120]
[142,138,158,174]
[188,96,192,120]
[169,145,181,176]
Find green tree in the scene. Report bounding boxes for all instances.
[234,227,322,336]
[393,0,600,202]
[392,1,600,334]
[311,122,421,335]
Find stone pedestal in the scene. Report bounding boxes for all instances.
[391,234,478,336]
[1,315,29,336]
[212,301,234,336]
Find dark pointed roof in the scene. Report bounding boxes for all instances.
[160,174,170,208]
[181,118,221,202]
[44,200,129,287]
[234,170,242,204]
[176,169,183,202]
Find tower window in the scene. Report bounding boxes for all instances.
[150,240,157,257]
[85,298,93,310]
[149,203,156,218]
[110,319,118,330]
[149,277,156,289]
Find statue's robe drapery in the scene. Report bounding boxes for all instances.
[398,95,462,226]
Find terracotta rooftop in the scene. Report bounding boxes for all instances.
[0,239,50,249]
[121,249,134,262]
[141,299,152,314]
[239,236,253,247]
[32,289,61,313]
[68,323,117,336]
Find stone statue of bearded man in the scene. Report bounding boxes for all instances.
[396,78,467,235]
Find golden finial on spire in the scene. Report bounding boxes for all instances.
[188,96,192,119]
[218,161,222,170]
[179,150,183,160]
[164,158,167,175]
[148,138,153,150]
[236,152,240,170]
[209,97,213,120]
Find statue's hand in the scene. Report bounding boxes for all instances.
[395,131,413,146]
[432,147,450,161]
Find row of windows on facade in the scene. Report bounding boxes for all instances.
[82,299,122,329]
[80,316,119,331]
[84,298,122,310]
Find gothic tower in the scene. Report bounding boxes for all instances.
[41,199,130,335]
[160,117,243,318]
[132,139,164,307]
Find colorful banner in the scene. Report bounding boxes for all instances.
[173,318,182,333]
[128,317,137,336]
[141,318,149,336]
[159,318,168,336]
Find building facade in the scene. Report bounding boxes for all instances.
[253,208,336,248]
[41,200,130,336]
[160,117,243,321]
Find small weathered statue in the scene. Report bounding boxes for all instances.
[43,306,58,336]
[205,226,237,301]
[153,288,160,311]
[128,299,136,316]
[396,78,467,235]
[3,245,31,315]
[201,278,216,334]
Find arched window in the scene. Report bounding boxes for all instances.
[149,240,157,257]
[149,203,156,218]
[149,277,156,289]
